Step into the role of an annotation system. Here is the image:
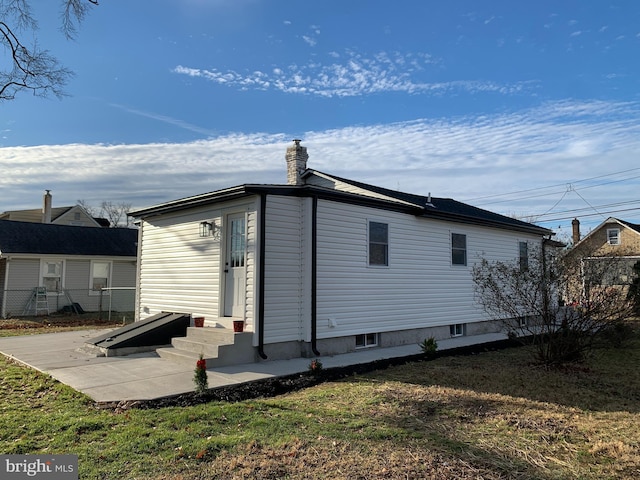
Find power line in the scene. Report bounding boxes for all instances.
[466,166,640,205]
[539,206,640,223]
[535,199,640,218]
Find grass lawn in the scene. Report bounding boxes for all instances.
[1,320,639,479]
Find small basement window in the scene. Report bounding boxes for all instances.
[356,333,378,348]
[450,324,466,337]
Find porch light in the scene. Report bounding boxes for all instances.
[199,220,220,239]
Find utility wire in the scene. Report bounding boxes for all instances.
[540,206,640,223]
[466,166,640,205]
[535,199,640,218]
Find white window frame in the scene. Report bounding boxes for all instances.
[356,332,378,349]
[90,261,112,295]
[607,228,620,245]
[450,323,466,337]
[40,260,64,294]
[368,221,389,267]
[451,233,467,266]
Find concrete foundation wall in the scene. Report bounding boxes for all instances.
[258,319,503,361]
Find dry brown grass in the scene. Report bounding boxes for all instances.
[1,319,639,479]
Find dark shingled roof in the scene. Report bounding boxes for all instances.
[310,171,551,236]
[618,219,640,235]
[0,220,138,257]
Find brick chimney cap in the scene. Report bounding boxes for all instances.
[292,139,301,146]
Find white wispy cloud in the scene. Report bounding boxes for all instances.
[302,35,317,47]
[173,50,530,98]
[2,100,639,235]
[110,104,216,136]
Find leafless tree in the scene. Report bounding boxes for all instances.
[472,242,634,366]
[99,201,132,228]
[0,0,97,102]
[77,199,132,227]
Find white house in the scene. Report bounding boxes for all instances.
[128,141,552,364]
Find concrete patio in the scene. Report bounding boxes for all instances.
[0,328,507,403]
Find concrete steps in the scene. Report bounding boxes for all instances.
[156,326,255,368]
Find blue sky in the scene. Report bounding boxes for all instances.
[1,0,640,240]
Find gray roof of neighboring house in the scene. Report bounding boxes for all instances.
[0,220,138,257]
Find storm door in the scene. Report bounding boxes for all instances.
[223,213,246,317]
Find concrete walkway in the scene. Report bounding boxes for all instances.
[0,329,507,403]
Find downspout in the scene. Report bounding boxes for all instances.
[311,195,320,356]
[257,193,268,359]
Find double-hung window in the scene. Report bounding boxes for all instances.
[91,261,111,292]
[369,221,389,266]
[451,233,467,266]
[607,228,620,245]
[42,261,62,292]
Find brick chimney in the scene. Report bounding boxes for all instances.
[285,139,308,186]
[42,190,52,223]
[572,218,580,245]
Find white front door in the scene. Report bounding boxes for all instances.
[223,213,246,317]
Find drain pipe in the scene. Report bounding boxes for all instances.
[257,193,268,359]
[311,195,320,356]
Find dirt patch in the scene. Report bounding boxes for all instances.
[0,314,122,331]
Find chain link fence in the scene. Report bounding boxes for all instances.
[0,287,135,322]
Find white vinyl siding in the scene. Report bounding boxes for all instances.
[138,213,221,320]
[137,200,256,326]
[313,199,541,340]
[262,195,309,343]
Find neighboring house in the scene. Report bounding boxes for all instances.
[565,217,640,296]
[128,140,553,364]
[0,190,108,227]
[0,220,138,318]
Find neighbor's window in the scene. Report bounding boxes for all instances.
[607,228,620,245]
[450,323,466,337]
[369,221,389,266]
[91,261,111,291]
[356,333,378,348]
[519,241,529,271]
[42,261,62,292]
[451,233,467,266]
